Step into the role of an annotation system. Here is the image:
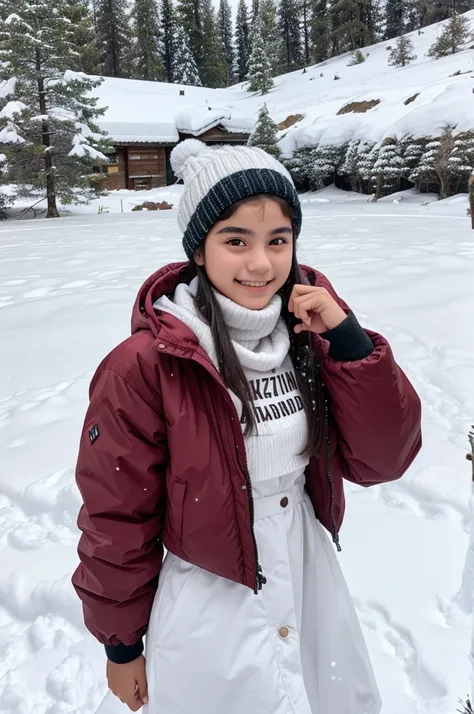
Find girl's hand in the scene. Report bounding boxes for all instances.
[107,655,148,711]
[289,284,347,334]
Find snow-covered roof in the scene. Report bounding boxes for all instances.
[88,76,256,144]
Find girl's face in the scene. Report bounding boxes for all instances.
[195,197,294,310]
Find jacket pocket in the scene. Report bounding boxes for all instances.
[171,480,187,541]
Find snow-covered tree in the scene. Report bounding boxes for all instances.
[172,23,202,85]
[247,17,274,94]
[399,134,428,174]
[248,103,281,157]
[348,49,366,64]
[356,141,379,192]
[410,128,474,199]
[64,0,100,74]
[388,34,417,66]
[95,0,133,77]
[162,0,176,82]
[200,0,228,87]
[217,0,235,85]
[235,0,251,81]
[310,0,330,62]
[308,142,347,189]
[131,0,165,81]
[284,146,313,185]
[428,12,473,58]
[259,0,283,75]
[371,137,406,199]
[278,0,303,72]
[338,138,362,191]
[0,3,109,218]
[177,0,204,75]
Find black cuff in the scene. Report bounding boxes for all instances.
[320,312,374,362]
[105,639,144,664]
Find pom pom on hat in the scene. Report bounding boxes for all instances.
[170,139,209,178]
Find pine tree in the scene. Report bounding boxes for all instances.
[421,0,451,26]
[217,0,235,85]
[284,146,313,185]
[177,0,204,76]
[309,142,347,189]
[310,0,330,63]
[278,0,303,72]
[399,134,428,175]
[172,23,202,84]
[301,0,311,65]
[410,128,474,199]
[132,0,165,81]
[64,0,100,74]
[329,0,375,54]
[247,17,274,93]
[252,0,260,22]
[458,0,474,10]
[162,0,176,82]
[385,0,403,40]
[259,0,283,75]
[338,138,362,191]
[200,0,228,87]
[95,0,133,77]
[372,138,406,199]
[0,0,109,218]
[248,104,281,158]
[355,141,378,192]
[428,11,472,58]
[388,33,417,66]
[235,0,251,81]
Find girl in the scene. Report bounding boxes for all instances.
[72,140,422,714]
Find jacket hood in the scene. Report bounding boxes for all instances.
[131,261,317,342]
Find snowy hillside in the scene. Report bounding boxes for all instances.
[91,12,474,154]
[1,192,474,714]
[236,11,474,152]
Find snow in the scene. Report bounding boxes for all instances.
[1,188,474,713]
[90,76,255,143]
[0,101,26,120]
[0,121,24,144]
[0,77,17,100]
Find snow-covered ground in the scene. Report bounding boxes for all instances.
[1,192,474,714]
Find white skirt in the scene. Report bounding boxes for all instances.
[141,470,381,714]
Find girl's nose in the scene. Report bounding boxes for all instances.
[247,250,272,273]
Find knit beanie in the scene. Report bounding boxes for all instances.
[170,139,302,259]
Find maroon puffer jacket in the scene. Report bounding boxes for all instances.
[72,262,421,662]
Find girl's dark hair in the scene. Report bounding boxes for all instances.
[191,194,324,459]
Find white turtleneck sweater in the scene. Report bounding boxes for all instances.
[154,277,309,482]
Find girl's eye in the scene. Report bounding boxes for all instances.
[227,238,245,247]
[270,237,287,246]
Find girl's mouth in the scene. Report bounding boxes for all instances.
[235,279,274,292]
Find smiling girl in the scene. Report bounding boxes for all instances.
[72,140,422,714]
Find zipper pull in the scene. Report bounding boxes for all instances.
[256,565,267,590]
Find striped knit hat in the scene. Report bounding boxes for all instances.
[170,139,302,259]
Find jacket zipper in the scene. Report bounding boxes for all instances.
[156,338,266,593]
[324,396,342,552]
[242,464,266,594]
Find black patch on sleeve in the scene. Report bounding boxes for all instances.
[89,424,100,444]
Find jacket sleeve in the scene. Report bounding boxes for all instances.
[316,271,422,486]
[71,366,167,664]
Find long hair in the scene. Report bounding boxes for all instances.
[189,194,324,459]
